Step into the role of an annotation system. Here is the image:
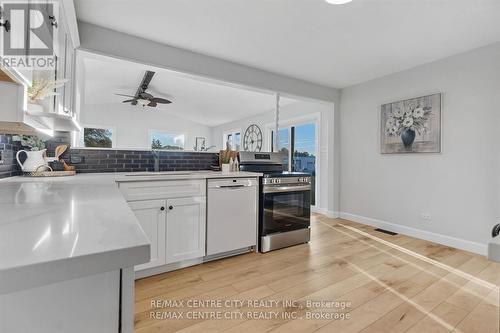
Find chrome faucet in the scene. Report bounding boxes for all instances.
[203,145,216,151]
[152,150,160,172]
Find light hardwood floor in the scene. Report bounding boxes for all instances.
[135,215,500,333]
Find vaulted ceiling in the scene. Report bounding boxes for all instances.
[79,52,299,127]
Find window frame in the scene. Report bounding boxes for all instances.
[266,113,321,208]
[148,129,186,151]
[222,128,242,151]
[79,124,116,149]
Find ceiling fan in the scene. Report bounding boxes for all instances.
[115,70,172,107]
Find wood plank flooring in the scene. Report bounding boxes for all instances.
[135,215,500,333]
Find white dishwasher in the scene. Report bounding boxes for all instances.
[207,178,258,256]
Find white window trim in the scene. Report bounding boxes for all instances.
[222,128,242,150]
[265,113,321,209]
[148,129,186,150]
[78,124,117,148]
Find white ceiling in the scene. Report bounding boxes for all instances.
[75,0,500,88]
[80,53,298,127]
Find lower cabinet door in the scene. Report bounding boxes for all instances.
[165,196,206,264]
[128,200,167,271]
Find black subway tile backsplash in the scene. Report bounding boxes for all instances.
[69,148,218,174]
[0,134,22,179]
[0,131,218,178]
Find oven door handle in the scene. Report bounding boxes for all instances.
[263,184,311,193]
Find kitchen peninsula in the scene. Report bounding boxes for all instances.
[0,170,260,333]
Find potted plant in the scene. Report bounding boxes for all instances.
[219,143,232,173]
[27,78,67,112]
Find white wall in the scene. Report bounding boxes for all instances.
[339,42,500,254]
[79,103,212,150]
[211,100,337,216]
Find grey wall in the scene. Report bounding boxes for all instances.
[339,42,500,254]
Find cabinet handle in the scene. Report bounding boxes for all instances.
[168,205,174,210]
[160,207,165,211]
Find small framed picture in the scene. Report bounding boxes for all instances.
[195,137,206,151]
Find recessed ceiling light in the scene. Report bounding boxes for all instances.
[325,0,353,4]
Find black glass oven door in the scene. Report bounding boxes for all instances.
[262,190,311,235]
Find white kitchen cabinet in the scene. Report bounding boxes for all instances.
[119,180,207,272]
[165,196,206,264]
[0,0,80,132]
[0,270,121,333]
[128,200,166,271]
[119,179,205,201]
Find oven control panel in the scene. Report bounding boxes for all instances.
[263,176,311,185]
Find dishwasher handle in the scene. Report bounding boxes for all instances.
[208,178,257,189]
[215,184,253,189]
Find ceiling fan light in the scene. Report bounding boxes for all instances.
[325,0,353,4]
[137,99,151,107]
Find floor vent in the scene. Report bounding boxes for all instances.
[374,228,398,236]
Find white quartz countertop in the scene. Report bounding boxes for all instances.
[0,174,151,294]
[114,170,262,182]
[0,171,261,294]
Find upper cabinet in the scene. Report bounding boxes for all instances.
[53,0,78,117]
[0,0,80,133]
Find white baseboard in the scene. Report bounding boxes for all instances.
[339,212,487,256]
[312,207,340,218]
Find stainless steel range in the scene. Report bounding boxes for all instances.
[239,152,311,252]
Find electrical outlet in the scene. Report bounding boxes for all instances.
[70,155,84,164]
[420,213,431,221]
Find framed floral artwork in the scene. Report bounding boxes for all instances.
[380,93,441,154]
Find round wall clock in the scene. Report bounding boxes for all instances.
[243,124,263,152]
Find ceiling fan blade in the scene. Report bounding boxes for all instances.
[122,99,136,103]
[147,101,157,107]
[150,97,172,104]
[115,93,136,98]
[136,71,155,96]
